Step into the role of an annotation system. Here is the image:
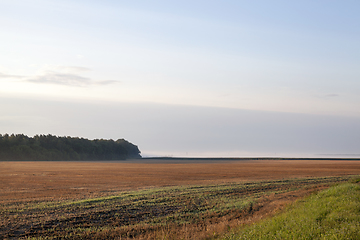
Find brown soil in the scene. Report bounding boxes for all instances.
[1,160,360,239]
[1,160,360,204]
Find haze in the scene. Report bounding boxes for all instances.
[1,0,359,157]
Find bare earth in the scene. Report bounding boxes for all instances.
[1,159,360,239]
[1,159,360,204]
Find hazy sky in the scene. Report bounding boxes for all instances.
[1,1,359,157]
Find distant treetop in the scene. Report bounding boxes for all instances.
[0,134,141,161]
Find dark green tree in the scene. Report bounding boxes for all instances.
[0,134,141,161]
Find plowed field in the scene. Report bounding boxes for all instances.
[1,160,360,203]
[1,159,360,239]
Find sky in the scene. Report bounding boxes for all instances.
[1,0,359,157]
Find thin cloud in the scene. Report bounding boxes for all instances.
[0,72,25,79]
[1,69,119,87]
[95,80,120,85]
[59,66,91,72]
[325,93,339,97]
[27,72,92,87]
[26,72,119,87]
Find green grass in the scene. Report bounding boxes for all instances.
[224,182,360,240]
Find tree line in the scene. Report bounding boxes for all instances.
[0,134,141,160]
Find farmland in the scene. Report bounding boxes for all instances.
[1,160,360,239]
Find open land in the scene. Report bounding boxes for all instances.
[1,159,360,239]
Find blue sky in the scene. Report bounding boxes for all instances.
[1,1,359,157]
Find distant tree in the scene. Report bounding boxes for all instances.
[0,134,141,161]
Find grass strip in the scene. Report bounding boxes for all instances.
[224,181,360,240]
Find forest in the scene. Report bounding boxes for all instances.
[0,134,141,160]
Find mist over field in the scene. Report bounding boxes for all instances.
[1,97,359,158]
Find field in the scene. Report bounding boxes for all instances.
[1,159,360,239]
